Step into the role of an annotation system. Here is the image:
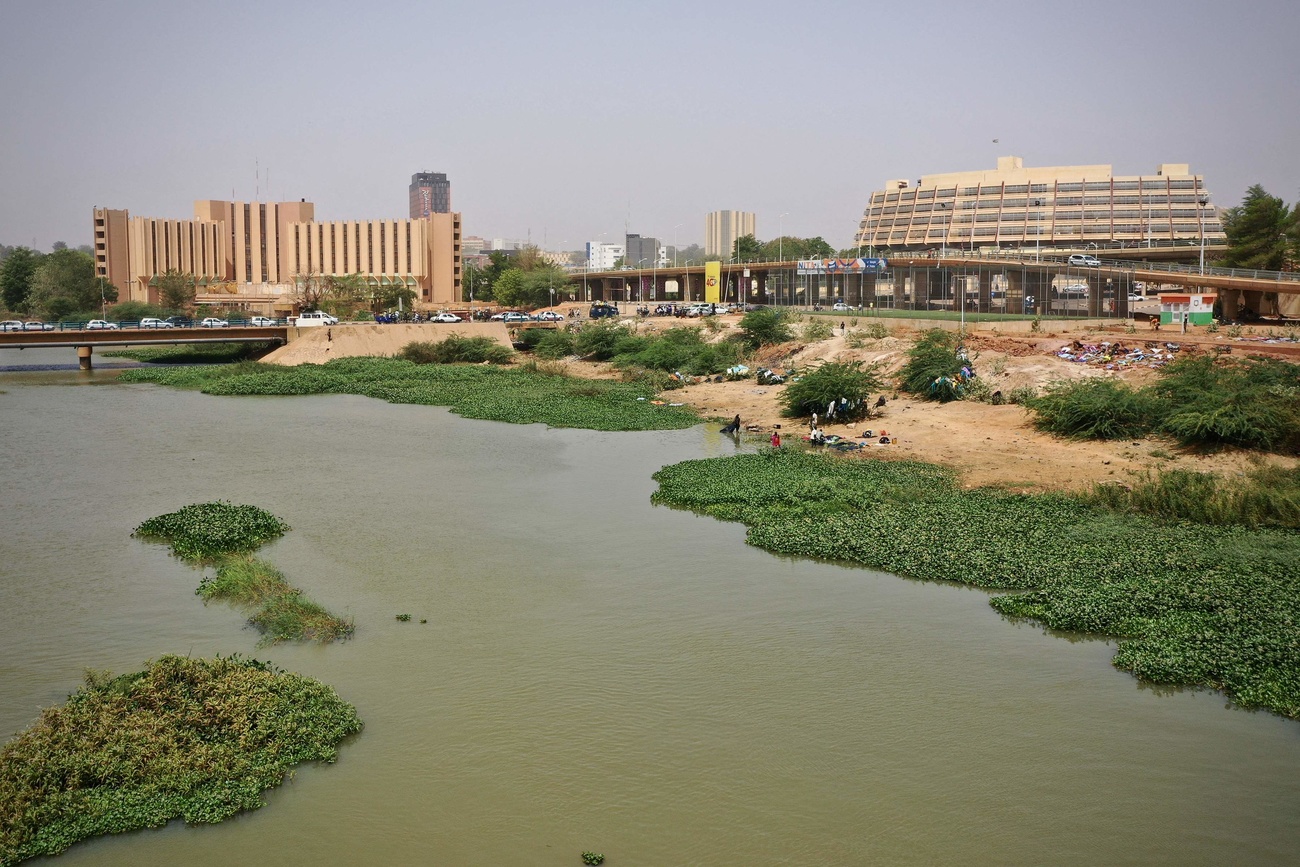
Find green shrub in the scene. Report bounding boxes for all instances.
[801,319,833,342]
[1008,385,1038,405]
[107,301,168,321]
[399,335,513,365]
[104,342,274,364]
[738,307,793,348]
[780,361,884,420]
[611,326,744,376]
[1089,465,1300,529]
[1028,378,1158,439]
[197,557,354,644]
[861,321,889,339]
[897,329,968,402]
[573,320,633,360]
[1152,355,1300,453]
[0,655,361,864]
[533,329,576,359]
[135,502,290,562]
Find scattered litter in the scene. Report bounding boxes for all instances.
[1054,339,1184,369]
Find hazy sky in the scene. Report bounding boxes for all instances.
[2,0,1297,253]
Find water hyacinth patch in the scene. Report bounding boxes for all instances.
[651,451,1300,720]
[134,501,289,562]
[119,357,699,432]
[0,655,362,866]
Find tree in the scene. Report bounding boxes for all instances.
[760,236,836,261]
[732,233,764,263]
[492,268,527,306]
[27,249,97,319]
[157,269,197,311]
[1219,185,1292,271]
[781,361,884,420]
[738,307,793,348]
[0,246,44,312]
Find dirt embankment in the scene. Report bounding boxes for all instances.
[262,322,513,366]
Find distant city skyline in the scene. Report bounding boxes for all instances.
[2,0,1297,254]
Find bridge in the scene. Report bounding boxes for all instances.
[0,326,288,369]
[571,250,1299,321]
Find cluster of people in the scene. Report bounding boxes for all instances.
[374,311,421,323]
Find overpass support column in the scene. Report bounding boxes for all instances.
[77,345,93,370]
[1221,288,1240,320]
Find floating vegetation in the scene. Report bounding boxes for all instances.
[581,852,606,865]
[138,504,350,645]
[0,655,361,866]
[651,450,1300,719]
[104,342,275,364]
[134,501,289,563]
[395,614,411,622]
[118,357,699,431]
[198,558,353,644]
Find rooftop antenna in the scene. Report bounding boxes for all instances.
[255,159,259,200]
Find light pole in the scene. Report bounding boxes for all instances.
[637,258,647,307]
[779,212,789,306]
[672,224,682,267]
[1198,194,1209,276]
[1031,198,1044,261]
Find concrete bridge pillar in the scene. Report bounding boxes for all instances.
[77,345,93,370]
[1221,288,1241,320]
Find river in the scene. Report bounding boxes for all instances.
[2,348,1299,866]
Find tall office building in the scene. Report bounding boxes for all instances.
[409,172,451,218]
[705,210,756,259]
[625,233,661,268]
[856,156,1225,252]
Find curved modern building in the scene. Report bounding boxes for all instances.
[856,156,1225,253]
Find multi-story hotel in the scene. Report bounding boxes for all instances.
[855,156,1225,252]
[93,200,461,311]
[409,172,451,218]
[705,210,756,258]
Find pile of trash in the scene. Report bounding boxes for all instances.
[1054,340,1183,370]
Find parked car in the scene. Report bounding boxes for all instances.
[164,316,193,327]
[1067,254,1101,267]
[86,319,119,330]
[249,316,278,326]
[588,304,620,319]
[432,312,463,323]
[535,311,564,321]
[0,320,23,332]
[1127,293,1144,302]
[139,317,173,329]
[199,317,229,328]
[23,320,55,331]
[500,312,533,323]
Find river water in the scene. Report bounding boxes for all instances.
[2,349,1299,866]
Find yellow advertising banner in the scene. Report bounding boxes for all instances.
[704,261,721,304]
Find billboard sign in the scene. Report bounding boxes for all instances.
[796,258,887,274]
[704,261,721,303]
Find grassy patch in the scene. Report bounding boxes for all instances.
[103,342,275,364]
[118,357,699,431]
[135,502,289,563]
[1089,465,1300,530]
[651,450,1300,719]
[198,558,353,644]
[399,335,513,365]
[0,655,361,865]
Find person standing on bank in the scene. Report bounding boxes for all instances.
[770,430,781,448]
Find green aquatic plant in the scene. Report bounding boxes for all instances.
[198,558,353,644]
[581,852,605,865]
[399,335,513,365]
[0,655,361,866]
[651,450,1300,719]
[118,357,700,432]
[103,342,274,364]
[134,501,289,562]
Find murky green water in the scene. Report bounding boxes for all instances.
[2,348,1299,865]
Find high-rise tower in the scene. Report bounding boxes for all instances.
[409,172,451,218]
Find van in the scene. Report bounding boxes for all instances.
[294,311,338,327]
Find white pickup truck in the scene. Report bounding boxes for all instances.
[292,311,338,327]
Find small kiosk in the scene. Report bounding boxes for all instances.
[1158,292,1217,327]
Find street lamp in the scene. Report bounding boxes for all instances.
[637,258,647,307]
[672,224,682,268]
[1198,194,1209,276]
[1031,198,1044,261]
[779,212,789,306]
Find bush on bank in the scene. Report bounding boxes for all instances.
[651,450,1300,719]
[1028,355,1300,454]
[399,335,513,365]
[118,357,700,431]
[0,655,361,866]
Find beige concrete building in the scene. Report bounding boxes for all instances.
[94,200,461,310]
[856,156,1225,252]
[705,210,756,258]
